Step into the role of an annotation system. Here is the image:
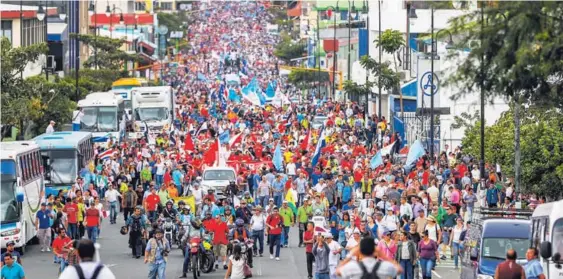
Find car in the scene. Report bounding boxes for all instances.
[200,167,236,197]
[312,115,328,129]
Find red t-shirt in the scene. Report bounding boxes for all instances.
[353,170,363,182]
[145,194,160,211]
[85,208,100,227]
[304,230,314,253]
[52,236,72,257]
[203,218,216,232]
[64,203,78,224]
[266,214,283,235]
[212,221,229,245]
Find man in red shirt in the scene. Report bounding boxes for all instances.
[303,222,315,279]
[211,214,229,270]
[63,197,79,240]
[266,207,283,260]
[144,187,160,222]
[52,228,72,273]
[84,202,100,243]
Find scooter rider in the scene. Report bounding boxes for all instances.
[161,200,179,220]
[228,218,253,267]
[179,217,203,278]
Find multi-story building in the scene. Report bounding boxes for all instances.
[355,0,509,150]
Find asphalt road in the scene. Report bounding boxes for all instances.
[21,216,460,279]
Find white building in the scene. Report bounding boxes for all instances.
[351,0,509,150]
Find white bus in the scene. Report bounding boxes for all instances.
[78,92,126,147]
[531,199,563,279]
[0,141,44,254]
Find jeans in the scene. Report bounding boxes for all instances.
[298,223,306,245]
[148,211,157,223]
[400,259,414,279]
[59,258,67,273]
[109,201,118,223]
[315,273,330,279]
[298,193,305,207]
[68,223,78,240]
[252,230,264,255]
[419,258,434,278]
[466,207,474,221]
[453,242,463,267]
[148,261,166,279]
[182,247,191,274]
[269,234,281,257]
[156,174,164,187]
[273,195,282,208]
[87,226,99,243]
[282,226,290,246]
[98,187,106,201]
[124,207,134,222]
[259,196,268,208]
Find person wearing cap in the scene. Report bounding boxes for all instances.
[0,241,22,268]
[324,233,342,279]
[312,232,331,279]
[279,200,294,248]
[336,237,401,279]
[377,230,397,260]
[345,229,362,252]
[250,206,266,257]
[144,228,171,278]
[36,202,54,252]
[266,206,283,260]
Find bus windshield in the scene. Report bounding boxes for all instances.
[481,238,530,260]
[553,218,563,257]
[81,106,118,132]
[42,150,77,185]
[136,107,168,122]
[0,178,19,224]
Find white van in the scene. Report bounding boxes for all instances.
[200,167,236,196]
[531,199,563,279]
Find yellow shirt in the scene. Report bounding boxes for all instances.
[76,202,85,222]
[301,119,309,129]
[119,182,128,194]
[283,151,293,163]
[168,187,178,198]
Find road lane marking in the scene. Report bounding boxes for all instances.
[432,270,442,278]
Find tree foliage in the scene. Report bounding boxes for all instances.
[359,55,401,93]
[446,2,563,108]
[288,69,329,88]
[375,29,405,72]
[71,34,142,70]
[459,107,563,198]
[274,38,306,64]
[1,37,48,90]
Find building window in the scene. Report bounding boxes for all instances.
[1,20,12,44]
[160,2,173,11]
[21,19,46,47]
[135,2,146,11]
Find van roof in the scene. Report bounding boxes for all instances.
[203,167,235,171]
[532,200,563,219]
[482,219,530,239]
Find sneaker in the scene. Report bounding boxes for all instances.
[215,264,219,269]
[41,248,45,252]
[270,255,274,259]
[284,245,289,248]
[259,254,263,257]
[275,257,280,261]
[46,248,51,252]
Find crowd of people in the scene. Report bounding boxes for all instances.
[7,2,551,279]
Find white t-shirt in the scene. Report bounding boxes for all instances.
[327,241,342,265]
[286,163,296,175]
[250,214,266,231]
[427,186,440,203]
[338,257,399,279]
[228,255,246,279]
[104,189,121,203]
[58,262,116,279]
[155,162,166,175]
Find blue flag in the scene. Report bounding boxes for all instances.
[311,129,326,167]
[228,88,241,103]
[370,151,383,170]
[197,73,208,81]
[273,143,283,171]
[405,140,426,170]
[265,82,275,98]
[219,130,230,144]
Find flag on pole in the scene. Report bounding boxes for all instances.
[184,133,195,152]
[311,128,326,167]
[370,150,383,170]
[203,138,219,166]
[229,132,244,148]
[300,129,311,151]
[196,122,208,136]
[405,140,425,169]
[98,149,116,160]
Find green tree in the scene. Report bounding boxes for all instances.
[459,107,563,199]
[446,2,563,192]
[274,39,306,64]
[375,29,405,117]
[288,69,329,89]
[71,34,142,70]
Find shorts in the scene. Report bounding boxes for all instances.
[213,244,227,257]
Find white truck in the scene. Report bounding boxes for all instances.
[77,92,125,146]
[131,86,175,138]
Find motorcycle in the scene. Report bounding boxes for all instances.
[162,217,175,246]
[189,232,215,279]
[232,239,254,265]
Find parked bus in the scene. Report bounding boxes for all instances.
[77,92,126,146]
[34,132,94,197]
[111,78,148,113]
[531,200,563,279]
[0,141,44,254]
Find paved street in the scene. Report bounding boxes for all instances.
[22,217,460,279]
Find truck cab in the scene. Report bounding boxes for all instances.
[200,167,236,197]
[131,86,174,138]
[77,92,125,146]
[461,208,532,279]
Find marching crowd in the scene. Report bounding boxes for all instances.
[2,2,551,279]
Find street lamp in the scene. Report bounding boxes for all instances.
[88,2,95,16]
[58,5,66,21]
[105,4,111,17]
[347,2,356,83]
[37,3,49,80]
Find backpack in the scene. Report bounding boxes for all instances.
[131,216,142,232]
[74,264,104,279]
[358,260,382,279]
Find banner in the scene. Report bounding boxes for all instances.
[226,160,273,173]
